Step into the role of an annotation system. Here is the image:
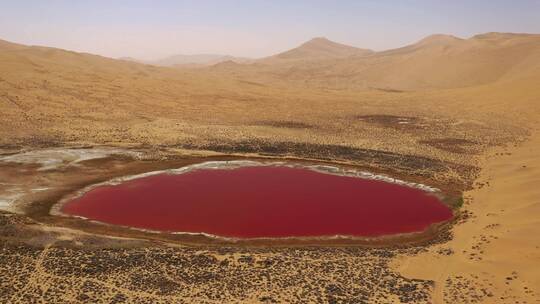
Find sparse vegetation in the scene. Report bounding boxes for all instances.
[1,29,539,304]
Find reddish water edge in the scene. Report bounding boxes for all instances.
[62,166,453,238]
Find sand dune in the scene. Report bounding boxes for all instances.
[261,37,373,62]
[1,33,539,164]
[393,132,540,303]
[3,33,539,91]
[1,32,540,303]
[210,33,540,91]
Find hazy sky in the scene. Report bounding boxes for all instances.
[1,0,539,59]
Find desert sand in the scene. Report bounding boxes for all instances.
[1,33,539,303]
[394,132,540,303]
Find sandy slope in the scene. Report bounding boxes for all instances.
[211,33,540,91]
[261,37,373,62]
[393,131,540,303]
[1,33,538,196]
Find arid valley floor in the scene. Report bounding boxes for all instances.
[1,33,540,303]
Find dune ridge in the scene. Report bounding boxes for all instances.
[208,33,540,90]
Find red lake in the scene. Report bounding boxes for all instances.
[61,165,453,238]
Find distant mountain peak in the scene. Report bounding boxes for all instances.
[416,34,463,45]
[301,37,355,48]
[121,54,252,67]
[303,37,332,44]
[269,37,373,61]
[470,32,539,40]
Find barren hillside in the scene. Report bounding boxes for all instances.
[262,37,373,62]
[209,33,540,91]
[1,33,539,170]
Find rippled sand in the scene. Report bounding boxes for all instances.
[393,133,540,303]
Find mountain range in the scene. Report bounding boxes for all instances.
[2,32,539,92]
[121,54,252,67]
[207,33,540,90]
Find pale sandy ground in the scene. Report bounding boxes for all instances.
[1,34,540,303]
[393,131,540,303]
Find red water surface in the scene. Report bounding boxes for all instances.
[62,166,453,238]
